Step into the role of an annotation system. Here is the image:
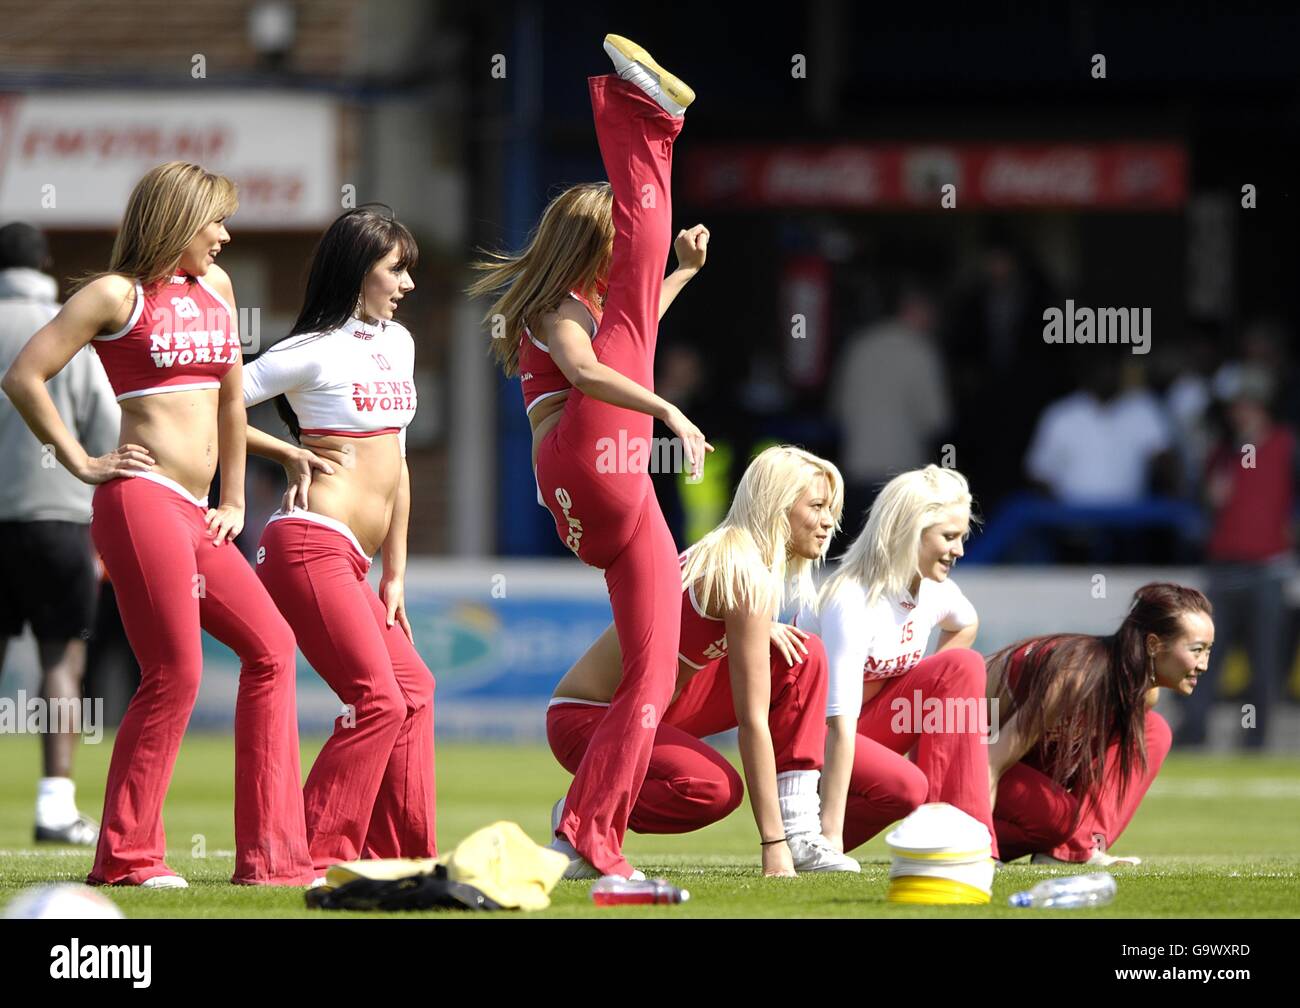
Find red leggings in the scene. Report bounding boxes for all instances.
[842,648,996,856]
[255,516,436,872]
[994,710,1171,862]
[547,636,829,834]
[87,474,313,886]
[533,75,685,876]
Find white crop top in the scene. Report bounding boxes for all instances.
[795,576,978,719]
[243,316,417,457]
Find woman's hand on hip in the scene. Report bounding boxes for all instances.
[281,447,335,512]
[76,444,155,485]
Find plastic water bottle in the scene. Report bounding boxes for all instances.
[591,876,690,906]
[1009,872,1117,909]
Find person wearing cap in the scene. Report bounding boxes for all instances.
[0,222,120,845]
[1177,365,1296,749]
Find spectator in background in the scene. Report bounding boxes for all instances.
[1163,323,1221,500]
[1177,366,1296,750]
[1213,317,1300,433]
[830,279,950,535]
[1025,355,1174,505]
[942,230,1061,512]
[0,222,120,845]
[1023,356,1178,563]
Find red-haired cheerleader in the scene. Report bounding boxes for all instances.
[467,35,710,879]
[986,583,1213,865]
[2,162,313,887]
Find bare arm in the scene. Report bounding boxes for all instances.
[987,707,1035,810]
[1,277,152,483]
[379,460,413,641]
[549,310,674,420]
[657,268,696,321]
[244,425,334,512]
[204,269,246,545]
[937,621,979,652]
[206,357,247,545]
[812,589,869,852]
[245,424,300,466]
[820,715,856,851]
[725,605,793,877]
[382,460,411,583]
[657,225,708,320]
[547,310,711,478]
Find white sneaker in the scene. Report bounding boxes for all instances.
[34,814,98,846]
[550,798,644,880]
[139,875,189,889]
[602,34,695,116]
[787,833,861,873]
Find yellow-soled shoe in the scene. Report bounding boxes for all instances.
[603,33,695,114]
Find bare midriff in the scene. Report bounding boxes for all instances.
[528,390,569,469]
[553,648,702,708]
[551,589,720,708]
[118,389,221,500]
[296,432,403,556]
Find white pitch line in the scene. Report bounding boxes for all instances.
[1147,779,1300,799]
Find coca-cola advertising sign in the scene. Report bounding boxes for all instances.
[686,142,1186,209]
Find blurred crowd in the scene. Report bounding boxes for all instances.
[649,231,1299,749]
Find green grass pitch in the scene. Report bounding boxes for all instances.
[1,734,1296,918]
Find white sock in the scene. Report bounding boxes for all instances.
[777,770,822,837]
[36,776,78,829]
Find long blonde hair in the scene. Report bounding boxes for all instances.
[820,464,974,610]
[464,182,613,377]
[681,445,844,620]
[75,161,238,293]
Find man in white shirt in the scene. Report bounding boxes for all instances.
[1025,358,1173,504]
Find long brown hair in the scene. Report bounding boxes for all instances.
[73,161,238,293]
[266,205,418,441]
[986,582,1212,810]
[463,182,613,376]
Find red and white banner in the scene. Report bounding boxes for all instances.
[0,92,341,228]
[686,142,1187,210]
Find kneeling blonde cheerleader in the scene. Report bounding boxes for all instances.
[548,446,860,877]
[802,465,993,855]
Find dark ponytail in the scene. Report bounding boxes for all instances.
[987,582,1212,811]
[264,203,418,442]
